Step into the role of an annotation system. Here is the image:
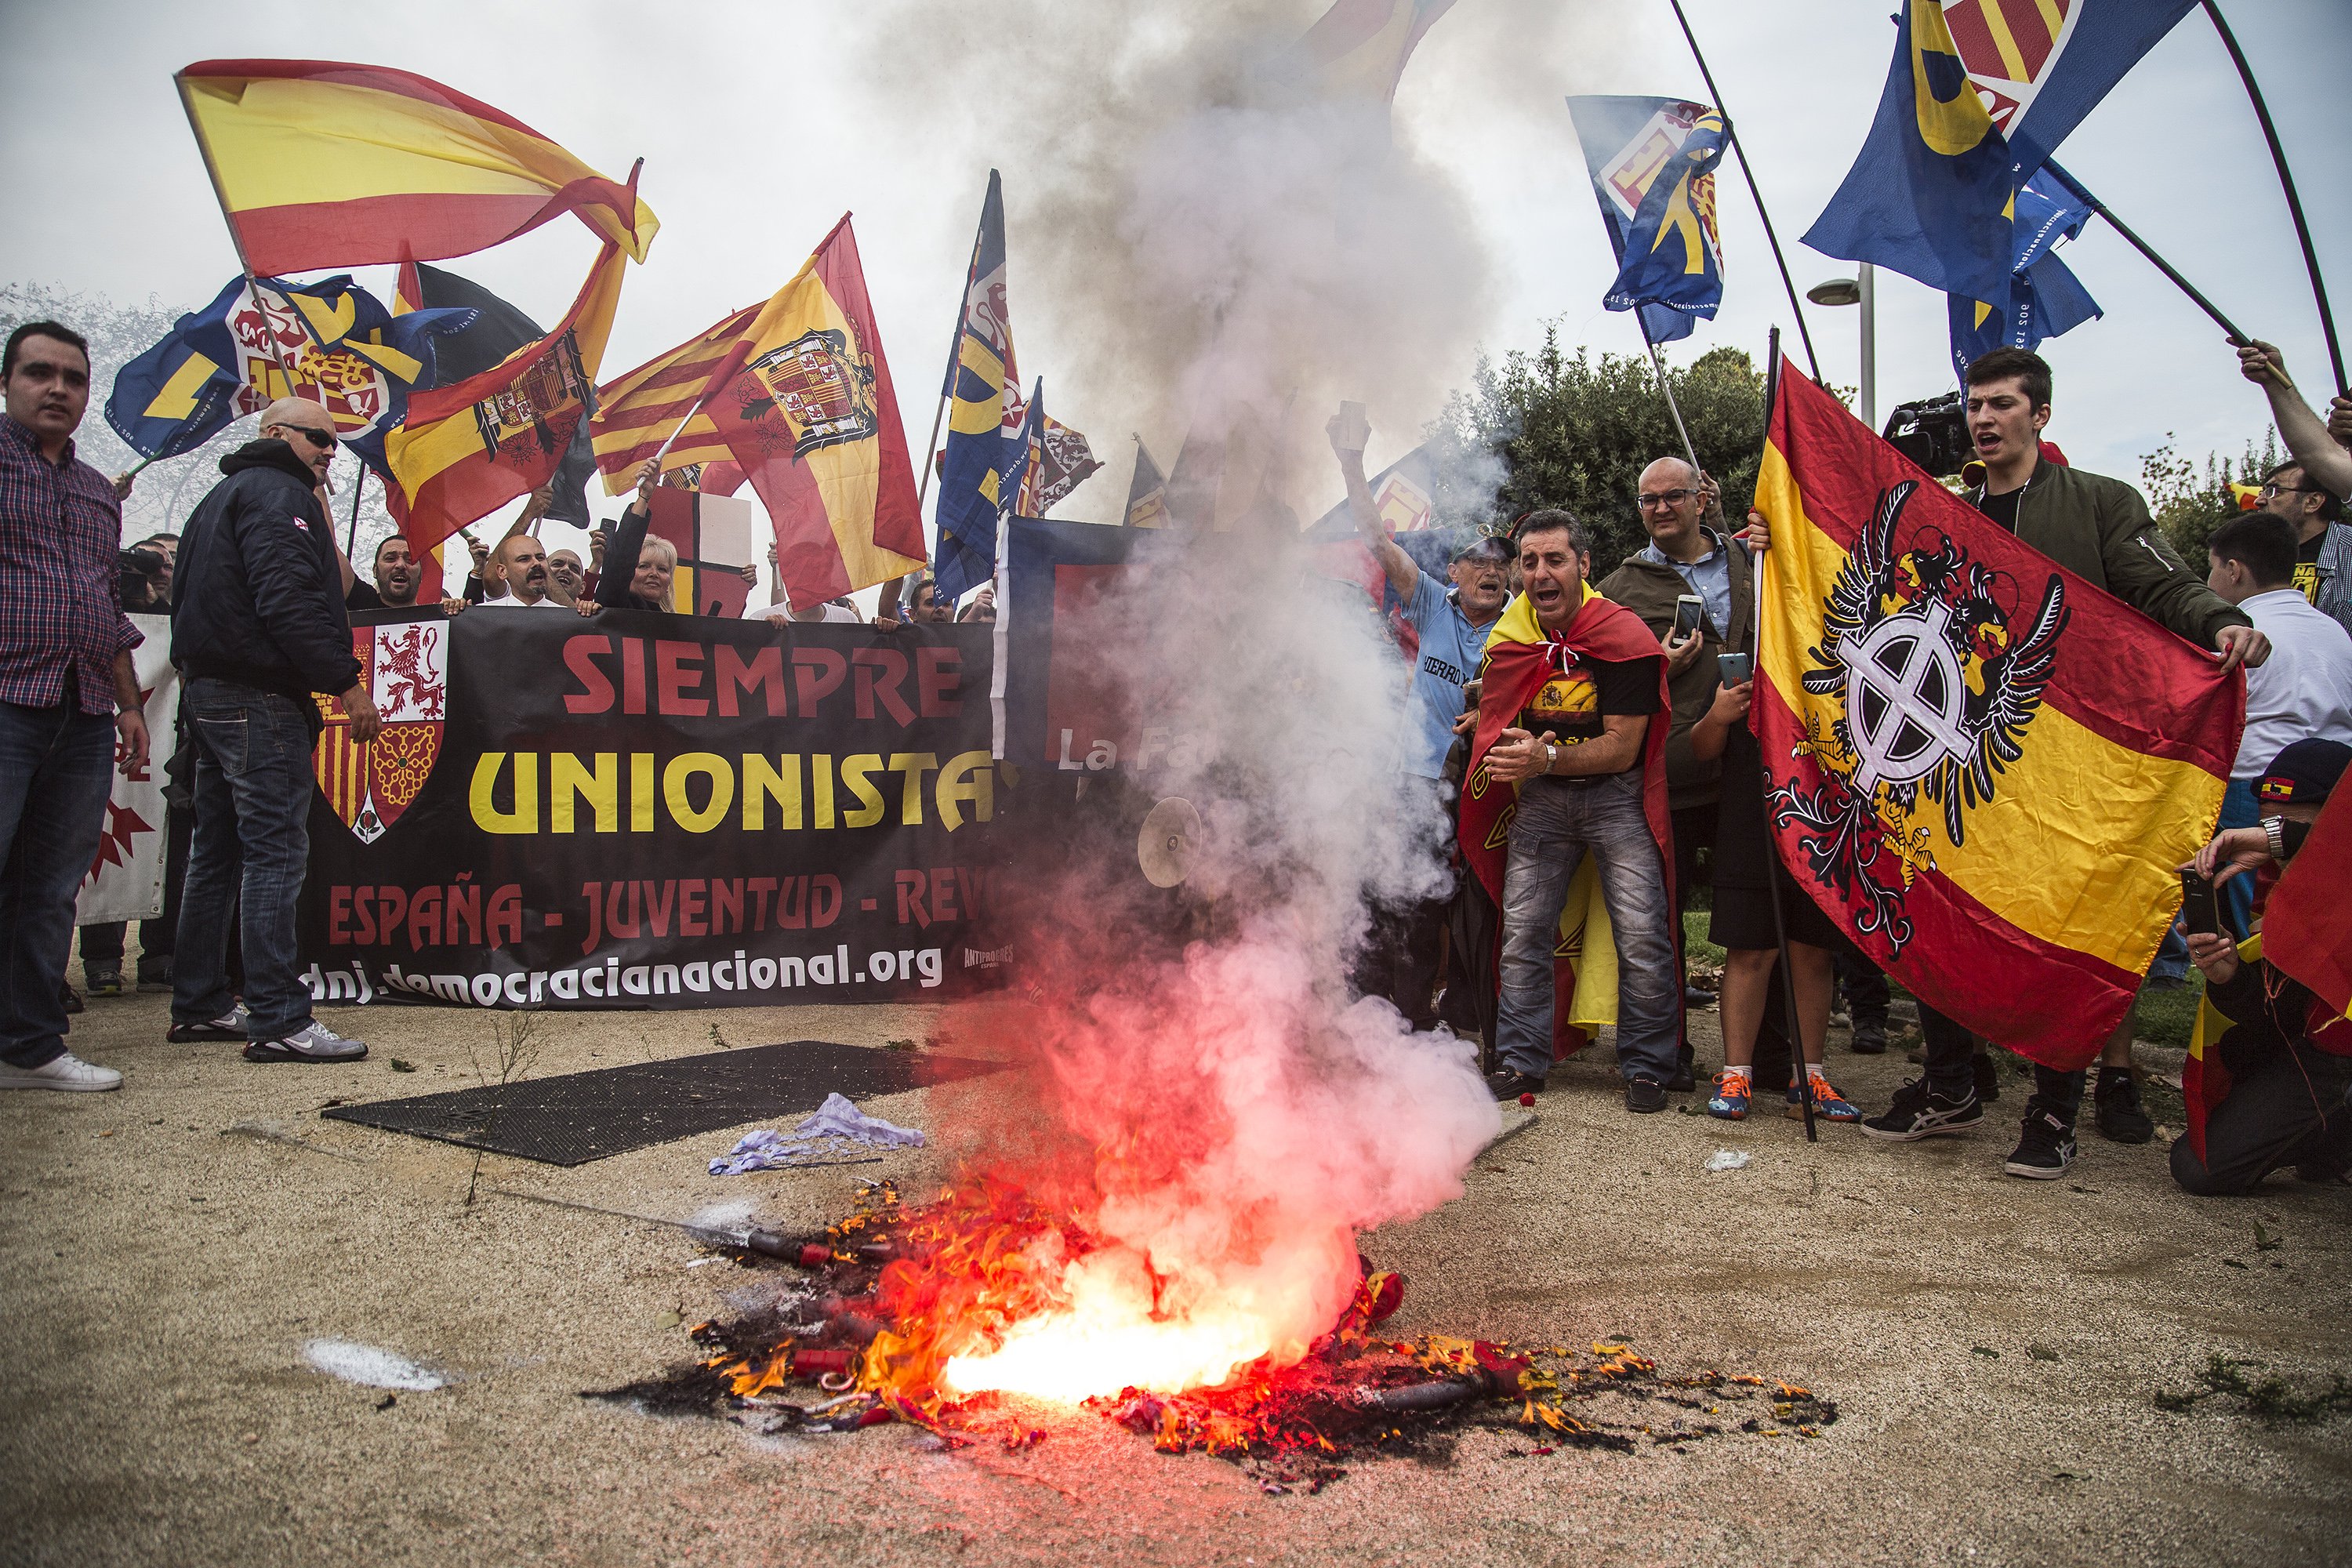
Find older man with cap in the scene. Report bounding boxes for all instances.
[1329,406,1510,1031]
[167,396,376,1064]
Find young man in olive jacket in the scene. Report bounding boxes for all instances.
[169,397,379,1065]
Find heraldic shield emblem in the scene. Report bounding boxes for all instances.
[314,622,448,844]
[1768,480,2069,953]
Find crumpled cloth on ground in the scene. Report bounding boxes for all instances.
[709,1093,925,1175]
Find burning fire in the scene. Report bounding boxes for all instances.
[853,1179,1351,1411]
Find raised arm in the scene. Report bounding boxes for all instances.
[1327,404,1417,600]
[2237,339,2352,499]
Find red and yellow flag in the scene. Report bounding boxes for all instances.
[589,303,763,488]
[597,215,924,608]
[384,242,628,559]
[1754,364,2244,1068]
[176,60,658,274]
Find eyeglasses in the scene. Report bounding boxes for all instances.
[268,422,338,451]
[2258,481,2315,499]
[1637,488,1697,510]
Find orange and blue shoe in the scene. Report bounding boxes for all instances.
[1787,1076,1862,1123]
[1707,1071,1752,1120]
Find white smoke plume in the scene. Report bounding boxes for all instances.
[863,2,1581,1399]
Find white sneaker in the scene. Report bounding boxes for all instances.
[243,1021,367,1063]
[0,1051,124,1092]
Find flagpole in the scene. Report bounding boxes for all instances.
[1637,319,1704,479]
[2200,0,2342,390]
[1753,325,1817,1143]
[2045,161,2249,345]
[345,464,365,557]
[1663,0,1823,382]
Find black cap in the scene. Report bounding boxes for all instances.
[2258,739,2352,808]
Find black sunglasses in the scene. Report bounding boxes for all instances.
[270,422,339,451]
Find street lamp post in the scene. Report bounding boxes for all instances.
[1805,263,1878,432]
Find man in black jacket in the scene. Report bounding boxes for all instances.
[168,397,376,1064]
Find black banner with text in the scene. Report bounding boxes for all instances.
[296,609,1011,1009]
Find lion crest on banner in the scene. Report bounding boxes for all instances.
[314,621,448,844]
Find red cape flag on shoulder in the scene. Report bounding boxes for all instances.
[1751,359,2243,1069]
[1458,583,1675,1060]
[2265,787,2352,1020]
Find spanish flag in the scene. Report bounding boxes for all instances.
[1458,583,1675,1058]
[591,215,924,609]
[384,242,628,560]
[1753,362,2244,1068]
[176,60,657,274]
[589,303,764,489]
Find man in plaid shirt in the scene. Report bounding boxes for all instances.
[0,321,150,1093]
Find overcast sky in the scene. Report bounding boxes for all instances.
[5,0,2346,551]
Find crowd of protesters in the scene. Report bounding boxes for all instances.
[4,311,2346,1200]
[1337,343,2350,1192]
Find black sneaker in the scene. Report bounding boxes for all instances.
[1668,1049,1697,1093]
[2005,1109,2077,1180]
[1860,1076,1984,1141]
[1973,1051,2002,1103]
[62,981,82,1016]
[1486,1070,1545,1102]
[83,961,123,996]
[1624,1077,1669,1114]
[1849,1019,1888,1055]
[2093,1072,2153,1145]
[1684,985,1718,1010]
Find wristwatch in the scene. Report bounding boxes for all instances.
[2261,815,2287,861]
[1544,742,1559,774]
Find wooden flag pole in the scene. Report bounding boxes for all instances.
[2201,0,2343,391]
[1664,0,1824,383]
[1754,325,1817,1142]
[1638,319,1704,480]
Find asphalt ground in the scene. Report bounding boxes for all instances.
[3,980,2347,1568]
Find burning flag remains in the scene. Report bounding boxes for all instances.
[595,1181,1840,1486]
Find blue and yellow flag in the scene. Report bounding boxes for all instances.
[1941,0,2194,183]
[1802,0,2017,304]
[934,170,1024,604]
[105,274,470,465]
[1946,165,2102,383]
[1565,96,1726,346]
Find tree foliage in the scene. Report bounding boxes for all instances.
[2139,426,2279,566]
[1427,328,1769,574]
[1,278,399,557]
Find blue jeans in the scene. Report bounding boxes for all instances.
[172,679,318,1040]
[2218,777,2260,939]
[0,699,116,1068]
[1494,772,1679,1083]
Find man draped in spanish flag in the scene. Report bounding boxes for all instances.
[1458,511,1679,1112]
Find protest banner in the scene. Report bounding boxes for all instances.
[75,615,180,926]
[296,610,1011,1010]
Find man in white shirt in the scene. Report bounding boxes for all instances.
[2206,512,2352,934]
[472,535,570,610]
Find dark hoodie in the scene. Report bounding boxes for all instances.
[170,439,361,702]
[1596,525,1756,813]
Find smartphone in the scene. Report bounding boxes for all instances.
[1672,594,1704,639]
[1717,652,1752,684]
[2180,868,2221,936]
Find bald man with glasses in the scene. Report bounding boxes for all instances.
[166,396,373,1065]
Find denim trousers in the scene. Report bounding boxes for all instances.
[0,697,116,1067]
[172,678,318,1040]
[1494,771,1678,1083]
[2216,777,2261,939]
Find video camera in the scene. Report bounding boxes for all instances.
[1882,392,1971,480]
[118,546,169,612]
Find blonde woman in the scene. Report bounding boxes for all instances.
[579,459,677,615]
